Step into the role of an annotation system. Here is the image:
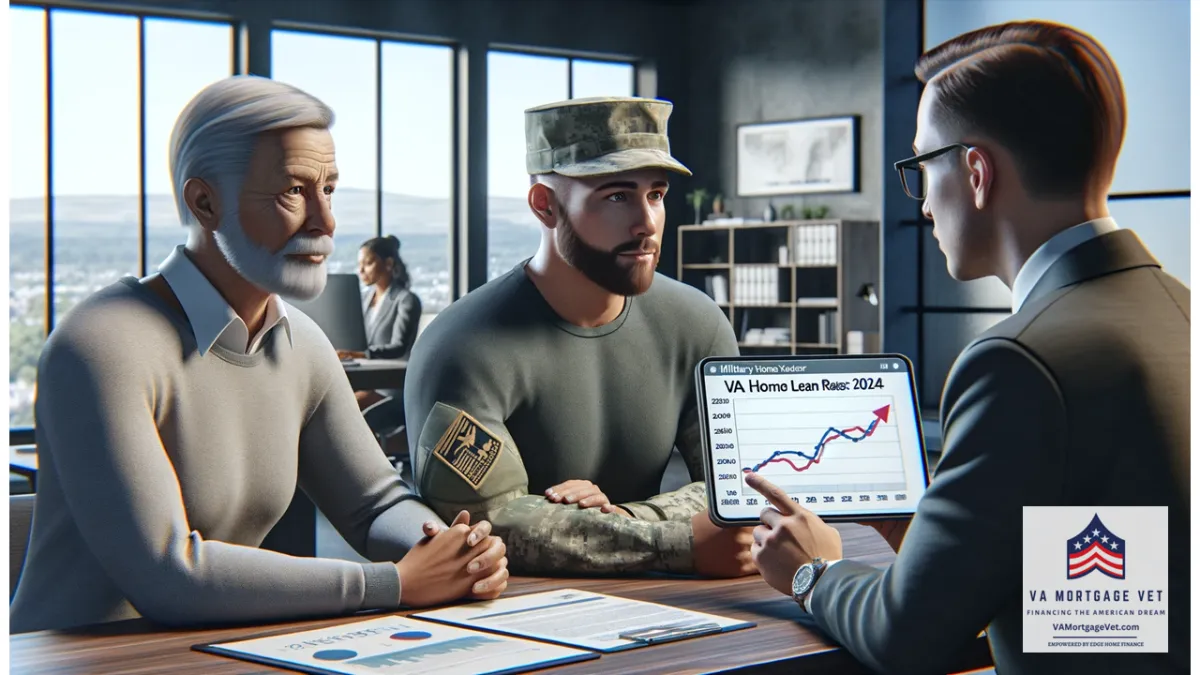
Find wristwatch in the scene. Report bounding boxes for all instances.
[791,557,828,610]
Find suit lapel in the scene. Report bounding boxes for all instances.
[1023,229,1161,307]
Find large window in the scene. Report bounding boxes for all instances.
[486,52,636,280]
[271,31,455,313]
[144,19,236,269]
[8,4,233,428]
[908,0,1191,407]
[9,8,641,432]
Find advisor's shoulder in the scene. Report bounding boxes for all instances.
[947,335,1058,398]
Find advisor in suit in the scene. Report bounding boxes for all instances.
[745,20,1189,675]
[338,235,423,410]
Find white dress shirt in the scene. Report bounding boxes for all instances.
[157,245,293,355]
[1010,217,1120,313]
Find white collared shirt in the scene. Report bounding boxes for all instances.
[1010,217,1120,313]
[157,245,293,355]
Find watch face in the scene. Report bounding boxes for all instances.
[792,565,815,596]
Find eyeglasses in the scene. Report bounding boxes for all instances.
[892,143,972,200]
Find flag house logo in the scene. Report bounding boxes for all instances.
[1066,514,1125,580]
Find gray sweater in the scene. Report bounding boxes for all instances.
[11,276,438,634]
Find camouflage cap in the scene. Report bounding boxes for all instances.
[525,96,692,178]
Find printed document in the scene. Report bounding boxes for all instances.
[413,589,755,652]
[194,615,596,675]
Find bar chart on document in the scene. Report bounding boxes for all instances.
[703,357,928,519]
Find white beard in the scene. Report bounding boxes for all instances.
[213,210,334,301]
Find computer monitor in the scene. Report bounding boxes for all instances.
[286,273,369,352]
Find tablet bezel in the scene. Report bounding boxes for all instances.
[695,353,931,527]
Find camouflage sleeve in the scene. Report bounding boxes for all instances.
[410,401,695,575]
[615,308,740,522]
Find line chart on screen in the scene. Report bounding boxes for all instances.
[732,395,908,496]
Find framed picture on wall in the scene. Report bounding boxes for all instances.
[735,115,859,197]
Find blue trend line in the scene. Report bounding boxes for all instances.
[745,418,880,473]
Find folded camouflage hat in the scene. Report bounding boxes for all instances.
[525,96,692,178]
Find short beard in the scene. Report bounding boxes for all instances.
[212,207,334,301]
[555,207,659,296]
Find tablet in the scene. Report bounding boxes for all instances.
[695,354,930,525]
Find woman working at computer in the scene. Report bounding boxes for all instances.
[338,235,423,410]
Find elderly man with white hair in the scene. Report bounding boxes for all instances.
[11,75,508,634]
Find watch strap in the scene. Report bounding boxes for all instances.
[793,557,828,609]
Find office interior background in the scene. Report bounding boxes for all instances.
[7,0,1189,445]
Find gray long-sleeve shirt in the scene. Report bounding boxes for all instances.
[404,266,739,575]
[10,275,440,634]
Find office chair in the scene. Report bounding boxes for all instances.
[362,396,412,485]
[11,494,35,598]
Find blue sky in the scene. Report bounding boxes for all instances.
[9,6,634,201]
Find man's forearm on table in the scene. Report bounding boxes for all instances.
[447,494,696,575]
[619,481,708,521]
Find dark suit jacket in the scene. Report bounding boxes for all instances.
[810,229,1190,674]
[362,284,422,360]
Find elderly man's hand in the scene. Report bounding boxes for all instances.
[744,471,843,597]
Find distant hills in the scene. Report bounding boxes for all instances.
[8,187,540,236]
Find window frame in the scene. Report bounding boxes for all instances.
[11,1,240,333]
[7,3,643,439]
[268,23,462,304]
[883,1,1193,411]
[482,47,640,280]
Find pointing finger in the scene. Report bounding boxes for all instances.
[744,471,799,515]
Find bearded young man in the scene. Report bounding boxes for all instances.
[11,76,509,634]
[404,97,756,577]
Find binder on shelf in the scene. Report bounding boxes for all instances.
[793,223,839,267]
[733,265,780,306]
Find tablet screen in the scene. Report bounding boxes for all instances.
[697,354,930,523]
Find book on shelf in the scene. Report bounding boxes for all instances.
[793,223,839,266]
[701,217,764,226]
[795,297,838,308]
[741,327,790,346]
[815,310,839,346]
[703,275,729,304]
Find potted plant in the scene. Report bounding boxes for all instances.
[685,188,709,225]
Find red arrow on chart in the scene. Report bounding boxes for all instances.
[873,404,890,424]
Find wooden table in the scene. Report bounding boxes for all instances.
[9,525,994,674]
[342,358,407,391]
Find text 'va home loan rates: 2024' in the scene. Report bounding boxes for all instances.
[696,354,931,526]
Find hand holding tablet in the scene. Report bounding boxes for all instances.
[695,354,932,526]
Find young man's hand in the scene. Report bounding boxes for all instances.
[544,479,621,514]
[691,510,758,578]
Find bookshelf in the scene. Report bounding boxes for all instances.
[677,219,881,356]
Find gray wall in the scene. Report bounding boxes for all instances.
[682,0,884,222]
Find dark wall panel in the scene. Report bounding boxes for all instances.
[920,227,1012,309]
[684,0,885,223]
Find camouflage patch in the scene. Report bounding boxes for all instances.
[431,410,504,490]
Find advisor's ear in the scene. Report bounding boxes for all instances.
[964,147,994,211]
